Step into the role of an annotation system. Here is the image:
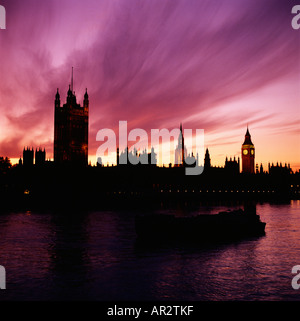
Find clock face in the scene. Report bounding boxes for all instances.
[243,149,248,155]
[251,149,254,155]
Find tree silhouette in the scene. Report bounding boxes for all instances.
[0,157,11,174]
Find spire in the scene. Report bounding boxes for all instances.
[84,88,88,99]
[246,124,250,137]
[178,123,183,147]
[68,84,72,95]
[243,126,253,145]
[71,67,74,93]
[204,147,211,168]
[181,123,184,165]
[55,88,60,100]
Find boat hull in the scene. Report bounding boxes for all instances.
[135,210,266,243]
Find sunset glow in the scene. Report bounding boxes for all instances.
[0,0,299,170]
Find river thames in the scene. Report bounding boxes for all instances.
[0,201,299,301]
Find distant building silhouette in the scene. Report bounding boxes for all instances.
[203,148,239,175]
[116,148,120,166]
[35,148,46,166]
[97,156,103,167]
[54,71,88,166]
[22,147,47,166]
[117,147,157,166]
[242,127,255,173]
[23,147,34,167]
[259,163,264,174]
[174,124,187,167]
[204,148,211,171]
[269,162,292,175]
[185,152,197,167]
[225,156,240,175]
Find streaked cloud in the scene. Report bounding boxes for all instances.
[0,0,299,168]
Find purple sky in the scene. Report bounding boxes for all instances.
[0,0,299,169]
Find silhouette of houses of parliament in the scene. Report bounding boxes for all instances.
[0,68,297,210]
[17,80,291,180]
[54,70,89,166]
[9,87,300,210]
[19,92,294,183]
[16,79,298,201]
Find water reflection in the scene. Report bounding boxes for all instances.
[0,201,299,300]
[47,211,91,300]
[0,212,53,300]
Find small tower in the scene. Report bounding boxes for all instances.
[54,68,89,166]
[260,163,264,174]
[23,147,34,167]
[83,88,89,113]
[174,124,186,166]
[35,148,46,166]
[241,126,255,174]
[180,124,185,166]
[204,148,211,171]
[55,88,60,108]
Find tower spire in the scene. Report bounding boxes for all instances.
[71,67,74,93]
[244,125,252,144]
[181,123,184,166]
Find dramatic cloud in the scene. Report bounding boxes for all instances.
[0,0,299,168]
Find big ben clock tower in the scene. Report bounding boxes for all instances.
[242,126,255,173]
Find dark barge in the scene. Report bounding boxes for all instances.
[135,209,266,243]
